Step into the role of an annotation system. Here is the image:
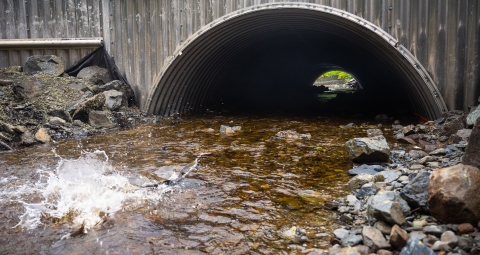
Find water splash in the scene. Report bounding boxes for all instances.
[13,150,170,231]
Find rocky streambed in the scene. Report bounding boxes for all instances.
[324,108,480,255]
[2,55,480,255]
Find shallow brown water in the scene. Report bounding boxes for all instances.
[0,115,383,254]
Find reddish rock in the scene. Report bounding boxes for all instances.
[457,223,475,235]
[428,164,480,224]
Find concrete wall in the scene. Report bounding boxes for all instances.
[0,0,479,113]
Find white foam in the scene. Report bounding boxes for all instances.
[12,150,171,231]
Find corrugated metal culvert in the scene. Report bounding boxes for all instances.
[1,1,479,119]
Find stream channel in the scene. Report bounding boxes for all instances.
[0,115,388,254]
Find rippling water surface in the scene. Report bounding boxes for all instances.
[0,115,385,254]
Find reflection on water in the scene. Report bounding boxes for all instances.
[0,115,385,254]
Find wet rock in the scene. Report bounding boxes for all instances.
[280,226,308,243]
[77,65,111,85]
[49,116,66,127]
[400,238,435,255]
[374,221,392,235]
[428,164,480,224]
[362,226,390,252]
[20,130,35,145]
[298,190,326,204]
[72,93,106,120]
[463,118,480,168]
[88,110,115,128]
[467,107,480,126]
[328,246,362,255]
[275,130,310,140]
[367,129,383,137]
[347,164,384,176]
[400,171,430,210]
[24,55,64,76]
[34,128,51,144]
[98,80,134,106]
[220,125,241,135]
[457,223,475,235]
[345,135,390,163]
[367,191,406,225]
[103,90,123,110]
[390,224,409,249]
[348,174,375,191]
[408,150,429,160]
[440,231,458,248]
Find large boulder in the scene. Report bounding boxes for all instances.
[428,164,480,224]
[77,66,111,85]
[400,171,430,210]
[24,55,65,76]
[345,135,390,163]
[463,118,480,168]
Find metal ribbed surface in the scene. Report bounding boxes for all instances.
[147,4,447,119]
[1,1,479,117]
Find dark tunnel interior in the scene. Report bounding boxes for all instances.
[148,7,443,120]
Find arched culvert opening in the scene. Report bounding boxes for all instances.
[146,3,447,120]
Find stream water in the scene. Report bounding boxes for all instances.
[0,115,386,255]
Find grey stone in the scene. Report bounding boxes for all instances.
[374,221,392,235]
[72,93,106,119]
[400,238,435,255]
[429,148,448,155]
[49,116,67,126]
[463,118,480,168]
[48,109,72,123]
[77,65,111,85]
[24,55,65,76]
[416,156,436,165]
[410,231,427,241]
[20,130,35,145]
[103,90,124,110]
[402,125,416,135]
[357,183,377,199]
[347,164,384,176]
[346,195,361,211]
[400,171,430,210]
[98,80,134,106]
[467,107,480,126]
[441,114,465,137]
[376,170,402,183]
[423,225,447,237]
[431,241,452,252]
[345,135,390,163]
[88,110,116,128]
[362,226,390,252]
[457,236,473,251]
[367,191,406,225]
[333,228,350,240]
[440,231,458,248]
[408,150,429,160]
[341,233,363,247]
[348,174,375,191]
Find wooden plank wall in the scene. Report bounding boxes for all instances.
[0,0,479,111]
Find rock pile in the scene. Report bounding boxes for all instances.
[0,55,147,150]
[323,110,480,255]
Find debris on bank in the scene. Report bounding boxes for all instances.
[0,55,152,150]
